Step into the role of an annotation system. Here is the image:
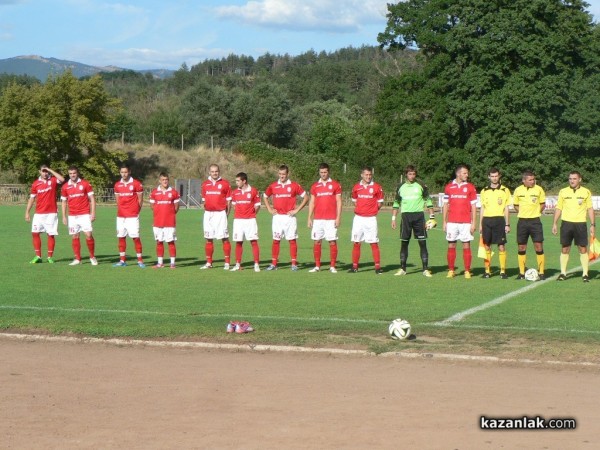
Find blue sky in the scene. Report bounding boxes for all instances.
[1,0,599,70]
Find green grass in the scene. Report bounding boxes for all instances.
[2,205,599,361]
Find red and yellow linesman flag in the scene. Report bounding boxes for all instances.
[589,235,600,262]
[477,236,494,260]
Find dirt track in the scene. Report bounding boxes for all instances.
[1,337,599,449]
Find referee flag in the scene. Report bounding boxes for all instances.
[589,237,600,262]
[477,236,494,260]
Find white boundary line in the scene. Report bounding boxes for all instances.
[2,332,599,369]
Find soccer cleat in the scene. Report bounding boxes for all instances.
[254,263,261,272]
[394,268,407,276]
[583,275,590,283]
[557,273,566,281]
[69,259,81,266]
[329,267,338,274]
[223,263,230,270]
[230,264,242,272]
[348,267,358,273]
[235,321,254,333]
[291,265,299,271]
[375,269,384,275]
[226,321,239,333]
[47,257,55,264]
[308,266,320,273]
[265,264,278,271]
[113,261,127,267]
[29,256,42,264]
[154,263,165,269]
[137,262,146,268]
[200,263,213,270]
[446,270,455,278]
[90,257,98,266]
[538,273,545,281]
[464,271,472,279]
[499,272,508,279]
[169,264,176,269]
[423,270,432,278]
[482,273,491,279]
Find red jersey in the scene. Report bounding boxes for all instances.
[310,178,342,220]
[264,180,306,214]
[61,178,94,216]
[149,186,180,227]
[231,186,261,219]
[114,177,143,218]
[352,181,384,217]
[443,180,477,223]
[201,177,232,212]
[31,177,61,214]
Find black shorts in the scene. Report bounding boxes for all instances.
[560,221,588,247]
[400,212,427,241]
[481,216,506,245]
[516,218,544,244]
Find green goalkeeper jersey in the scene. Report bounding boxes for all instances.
[392,180,433,213]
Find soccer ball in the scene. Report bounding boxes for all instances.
[388,318,411,340]
[425,218,437,230]
[524,268,540,281]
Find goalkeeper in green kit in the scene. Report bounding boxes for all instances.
[391,165,436,277]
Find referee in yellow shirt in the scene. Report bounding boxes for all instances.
[513,171,546,280]
[551,171,595,282]
[479,168,511,279]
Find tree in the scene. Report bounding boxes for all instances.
[376,0,600,189]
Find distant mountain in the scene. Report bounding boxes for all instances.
[0,55,174,80]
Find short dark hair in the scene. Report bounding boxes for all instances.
[488,167,500,176]
[119,164,130,171]
[319,163,330,171]
[68,165,79,172]
[278,164,289,173]
[361,166,373,173]
[236,172,248,182]
[455,164,469,173]
[569,171,582,178]
[159,172,169,179]
[405,165,417,175]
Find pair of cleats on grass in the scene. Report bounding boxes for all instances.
[226,321,254,333]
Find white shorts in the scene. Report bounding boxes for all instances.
[351,215,379,243]
[68,215,93,235]
[31,213,59,235]
[311,219,338,241]
[232,218,259,242]
[272,214,298,240]
[153,227,177,242]
[116,216,140,238]
[445,222,474,242]
[204,210,229,240]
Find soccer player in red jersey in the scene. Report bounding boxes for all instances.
[113,165,145,268]
[200,164,232,270]
[60,166,97,266]
[263,165,309,271]
[349,167,384,274]
[149,173,180,269]
[442,164,478,278]
[307,163,342,273]
[230,172,261,272]
[25,165,65,264]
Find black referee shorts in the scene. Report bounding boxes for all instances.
[400,212,427,241]
[481,216,506,245]
[560,221,588,247]
[517,218,544,244]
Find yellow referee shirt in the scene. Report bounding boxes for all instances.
[480,185,511,217]
[513,185,546,219]
[556,186,592,223]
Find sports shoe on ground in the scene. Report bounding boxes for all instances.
[230,264,241,271]
[113,261,127,267]
[137,262,146,268]
[394,268,407,276]
[446,270,455,278]
[154,263,164,269]
[423,269,432,278]
[47,257,55,264]
[375,269,384,275]
[200,263,213,270]
[265,264,278,271]
[557,273,567,281]
[464,271,472,279]
[348,267,358,273]
[29,256,42,264]
[499,272,508,279]
[69,259,81,266]
[308,266,320,273]
[516,274,525,280]
[226,321,239,333]
[538,273,546,281]
[223,263,230,270]
[482,272,491,279]
[291,265,299,271]
[90,257,98,266]
[254,263,261,272]
[329,267,338,274]
[235,321,254,333]
[583,275,590,283]
[170,264,176,269]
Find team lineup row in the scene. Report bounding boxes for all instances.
[25,163,595,280]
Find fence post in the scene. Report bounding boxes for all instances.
[181,134,184,151]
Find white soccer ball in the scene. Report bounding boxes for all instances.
[524,268,540,281]
[388,318,411,340]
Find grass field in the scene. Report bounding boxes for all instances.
[2,205,599,361]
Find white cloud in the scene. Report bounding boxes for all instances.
[215,0,388,32]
